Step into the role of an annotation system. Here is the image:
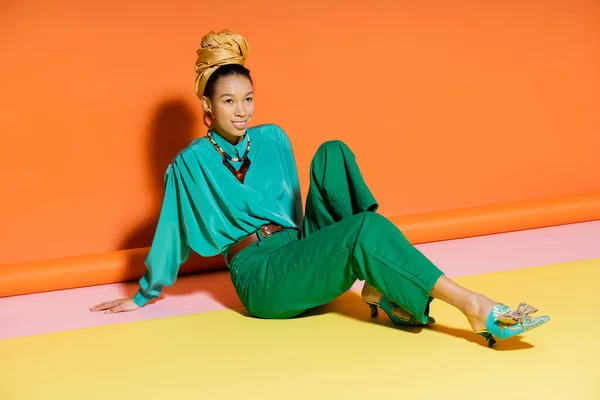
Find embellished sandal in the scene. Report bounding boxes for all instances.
[474,303,550,347]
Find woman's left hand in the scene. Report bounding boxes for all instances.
[89,297,141,314]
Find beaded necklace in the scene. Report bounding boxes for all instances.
[206,130,251,184]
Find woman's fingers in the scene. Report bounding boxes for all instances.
[90,301,112,311]
[90,298,127,312]
[91,298,140,314]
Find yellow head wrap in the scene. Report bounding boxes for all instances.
[194,29,249,99]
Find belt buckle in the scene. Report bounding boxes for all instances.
[259,225,272,238]
[259,224,282,238]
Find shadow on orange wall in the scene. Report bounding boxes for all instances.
[118,99,224,287]
[120,99,195,250]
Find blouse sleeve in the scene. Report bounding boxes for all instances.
[132,162,193,307]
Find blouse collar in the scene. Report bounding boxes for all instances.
[209,128,249,158]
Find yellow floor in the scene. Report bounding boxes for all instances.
[1,259,599,400]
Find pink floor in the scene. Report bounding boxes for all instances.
[1,220,599,341]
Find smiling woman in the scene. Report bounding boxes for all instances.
[194,31,253,145]
[202,65,255,183]
[201,64,255,144]
[90,29,550,348]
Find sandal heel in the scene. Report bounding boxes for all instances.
[365,301,379,317]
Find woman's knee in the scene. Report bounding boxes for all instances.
[311,140,356,177]
[315,140,353,157]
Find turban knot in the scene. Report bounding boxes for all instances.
[194,29,249,98]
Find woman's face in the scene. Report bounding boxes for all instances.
[204,74,255,144]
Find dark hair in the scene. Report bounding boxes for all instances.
[203,64,253,100]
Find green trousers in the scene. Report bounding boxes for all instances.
[228,140,444,323]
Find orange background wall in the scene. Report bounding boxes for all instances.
[1,0,599,266]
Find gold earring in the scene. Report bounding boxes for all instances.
[203,113,213,129]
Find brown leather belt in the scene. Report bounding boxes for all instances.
[226,224,284,265]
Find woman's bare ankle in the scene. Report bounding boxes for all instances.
[464,293,497,331]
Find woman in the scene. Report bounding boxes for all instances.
[91,30,549,347]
